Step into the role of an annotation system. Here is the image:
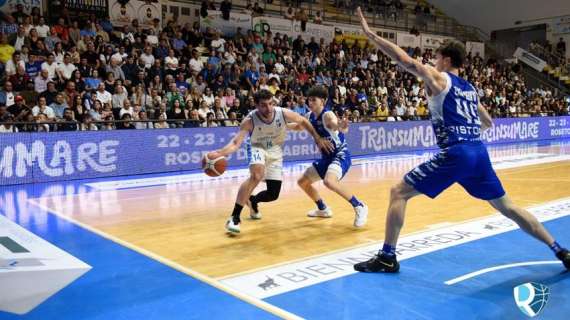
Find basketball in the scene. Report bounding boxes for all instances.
[202,152,227,177]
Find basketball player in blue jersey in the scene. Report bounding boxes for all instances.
[353,7,570,273]
[290,86,368,227]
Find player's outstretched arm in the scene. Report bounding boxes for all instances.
[215,117,253,157]
[283,109,334,153]
[477,104,493,131]
[356,7,446,95]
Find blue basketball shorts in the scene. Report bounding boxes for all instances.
[404,142,506,200]
[307,152,352,182]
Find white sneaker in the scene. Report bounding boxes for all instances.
[246,199,262,220]
[225,218,241,234]
[307,207,333,218]
[353,205,368,227]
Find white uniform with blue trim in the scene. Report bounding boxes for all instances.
[246,107,287,181]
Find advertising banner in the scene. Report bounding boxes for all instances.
[396,32,421,48]
[514,47,547,71]
[109,0,162,28]
[252,16,296,38]
[466,41,485,58]
[1,117,569,185]
[200,10,251,36]
[420,34,452,50]
[0,0,42,15]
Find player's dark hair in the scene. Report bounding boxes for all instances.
[254,90,273,103]
[307,86,329,100]
[436,40,466,68]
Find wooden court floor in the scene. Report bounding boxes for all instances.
[34,144,570,278]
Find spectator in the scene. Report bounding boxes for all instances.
[0,34,16,65]
[284,7,295,20]
[58,108,78,131]
[0,81,15,107]
[5,50,25,76]
[296,9,308,32]
[32,96,55,120]
[33,17,50,38]
[95,83,112,105]
[557,37,566,56]
[252,3,264,16]
[313,11,323,24]
[56,54,77,81]
[0,115,18,133]
[50,93,68,119]
[220,0,232,20]
[154,112,169,129]
[7,95,30,123]
[41,53,57,79]
[135,110,154,129]
[11,4,28,24]
[39,81,58,105]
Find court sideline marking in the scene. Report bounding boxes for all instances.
[219,197,570,298]
[217,195,567,281]
[26,200,303,320]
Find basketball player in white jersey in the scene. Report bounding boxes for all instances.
[212,90,334,234]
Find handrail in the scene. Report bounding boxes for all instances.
[1,112,563,132]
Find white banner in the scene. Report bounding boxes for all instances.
[252,17,334,41]
[201,10,251,36]
[396,32,421,48]
[253,16,296,39]
[163,2,200,27]
[0,0,42,15]
[466,41,485,58]
[331,23,396,43]
[420,34,452,50]
[109,0,162,28]
[294,21,335,41]
[552,15,570,35]
[514,47,547,71]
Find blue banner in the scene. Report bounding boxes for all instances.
[1,116,569,185]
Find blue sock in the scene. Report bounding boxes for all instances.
[316,199,327,210]
[349,196,363,208]
[550,241,562,254]
[380,243,396,257]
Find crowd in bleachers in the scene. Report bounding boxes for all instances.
[529,38,569,77]
[0,3,568,133]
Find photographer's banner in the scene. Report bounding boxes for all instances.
[1,117,569,185]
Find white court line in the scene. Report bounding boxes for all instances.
[26,199,304,320]
[444,261,563,285]
[219,197,570,298]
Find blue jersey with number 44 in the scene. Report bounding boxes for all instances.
[429,72,482,149]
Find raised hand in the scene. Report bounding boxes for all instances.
[339,116,350,133]
[356,7,372,35]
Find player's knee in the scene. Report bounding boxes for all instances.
[297,177,309,188]
[250,172,264,183]
[390,184,405,201]
[323,176,337,189]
